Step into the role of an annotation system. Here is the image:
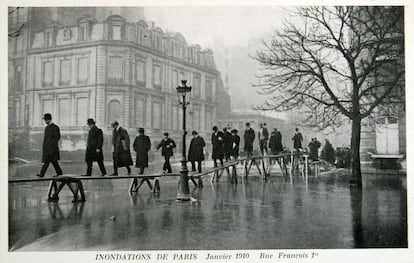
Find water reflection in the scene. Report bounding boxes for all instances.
[9,172,407,250]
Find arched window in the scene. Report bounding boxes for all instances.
[107,100,122,125]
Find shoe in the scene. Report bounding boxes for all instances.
[36,174,44,178]
[52,174,60,177]
[101,173,106,176]
[110,173,118,176]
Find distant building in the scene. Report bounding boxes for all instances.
[8,7,227,157]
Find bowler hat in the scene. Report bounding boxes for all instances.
[43,113,52,120]
[163,132,169,136]
[87,118,95,125]
[231,129,238,134]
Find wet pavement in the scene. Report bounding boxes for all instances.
[8,162,407,251]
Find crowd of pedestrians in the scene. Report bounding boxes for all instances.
[36,113,326,177]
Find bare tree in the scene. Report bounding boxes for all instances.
[254,6,404,185]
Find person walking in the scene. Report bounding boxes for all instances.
[133,127,151,174]
[83,118,106,176]
[269,128,283,155]
[37,113,63,177]
[188,130,206,173]
[111,121,133,176]
[211,126,225,167]
[243,122,255,157]
[222,127,232,161]
[308,137,321,161]
[230,129,240,160]
[292,128,303,150]
[156,132,176,173]
[258,123,269,155]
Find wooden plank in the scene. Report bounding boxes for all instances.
[9,174,167,183]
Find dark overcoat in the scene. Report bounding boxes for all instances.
[133,135,151,168]
[112,127,133,167]
[85,126,104,162]
[292,132,303,149]
[243,128,255,152]
[211,131,225,160]
[269,131,283,154]
[231,135,240,158]
[42,123,61,162]
[258,127,269,141]
[308,140,321,160]
[188,136,206,161]
[156,138,176,157]
[223,131,233,154]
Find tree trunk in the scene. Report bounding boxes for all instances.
[349,117,362,186]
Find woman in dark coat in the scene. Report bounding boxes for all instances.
[230,129,240,159]
[84,118,106,176]
[111,121,133,175]
[133,128,151,174]
[188,130,206,173]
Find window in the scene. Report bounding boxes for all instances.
[135,98,145,127]
[15,65,22,91]
[60,59,71,85]
[205,110,212,130]
[388,117,398,124]
[76,97,87,126]
[46,31,53,47]
[42,61,54,86]
[112,25,122,40]
[172,106,178,130]
[179,71,185,83]
[193,109,200,131]
[205,78,213,101]
[108,100,122,125]
[193,74,201,97]
[77,57,89,83]
[58,98,71,126]
[172,70,178,87]
[108,56,123,83]
[41,99,53,125]
[152,102,162,129]
[153,64,161,88]
[78,27,86,41]
[63,28,71,41]
[135,59,146,83]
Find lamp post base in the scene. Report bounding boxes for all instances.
[176,160,191,202]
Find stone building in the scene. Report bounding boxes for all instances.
[8,7,225,158]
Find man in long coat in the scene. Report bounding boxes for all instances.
[269,128,283,155]
[292,128,303,150]
[156,132,176,173]
[211,126,225,167]
[243,122,255,157]
[111,121,133,175]
[308,137,321,161]
[258,123,269,155]
[230,129,240,160]
[83,118,106,176]
[133,127,151,174]
[188,130,206,173]
[37,113,63,177]
[222,127,232,161]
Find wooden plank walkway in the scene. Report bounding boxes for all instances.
[8,152,321,203]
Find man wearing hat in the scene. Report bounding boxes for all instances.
[211,126,225,168]
[156,132,176,173]
[188,130,206,173]
[230,129,240,160]
[243,122,255,157]
[133,127,151,174]
[37,113,63,177]
[83,118,106,176]
[111,121,133,175]
[258,123,269,156]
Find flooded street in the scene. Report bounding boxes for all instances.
[8,162,407,251]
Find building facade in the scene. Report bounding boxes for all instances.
[9,7,225,158]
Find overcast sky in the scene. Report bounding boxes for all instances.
[145,6,288,47]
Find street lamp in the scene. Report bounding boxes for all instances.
[176,80,192,201]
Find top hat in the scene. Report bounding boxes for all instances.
[87,118,95,125]
[43,113,52,120]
